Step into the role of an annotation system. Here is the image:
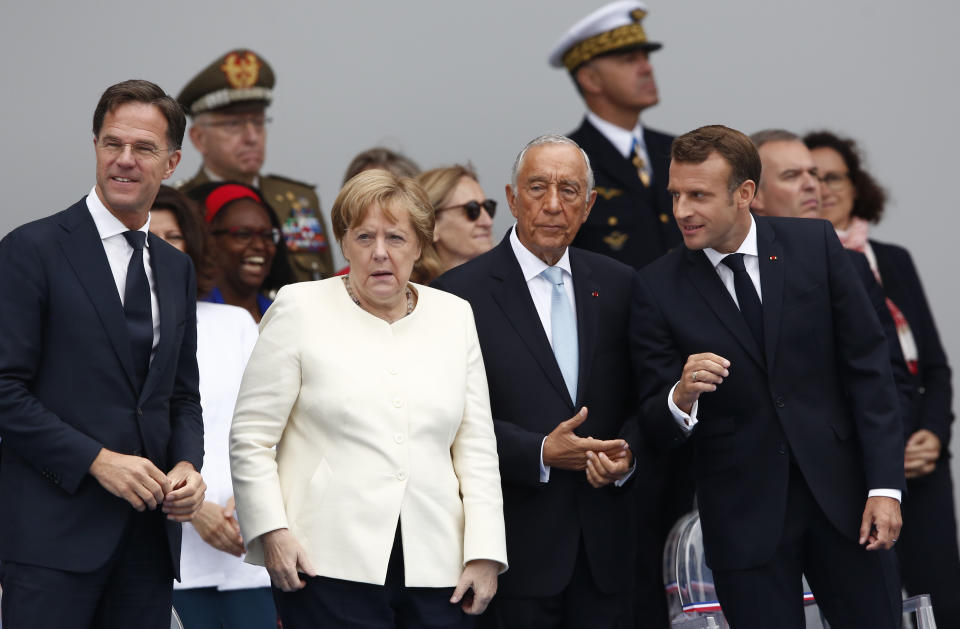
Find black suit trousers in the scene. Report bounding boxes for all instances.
[0,510,173,629]
[712,464,901,629]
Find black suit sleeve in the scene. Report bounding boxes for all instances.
[0,230,103,493]
[630,271,691,452]
[846,250,913,435]
[824,223,904,491]
[899,249,953,444]
[166,259,203,471]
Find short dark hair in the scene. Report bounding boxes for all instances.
[93,80,186,150]
[150,185,216,297]
[804,130,887,224]
[342,147,420,185]
[671,125,761,194]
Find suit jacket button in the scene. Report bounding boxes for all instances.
[137,407,144,416]
[777,444,787,455]
[775,397,785,408]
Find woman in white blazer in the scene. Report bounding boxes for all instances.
[229,170,507,628]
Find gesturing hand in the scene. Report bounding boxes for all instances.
[192,498,245,557]
[450,559,500,615]
[163,461,206,522]
[542,407,629,471]
[859,496,902,551]
[89,448,171,512]
[904,429,941,479]
[673,353,730,414]
[263,528,317,592]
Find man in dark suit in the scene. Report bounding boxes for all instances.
[433,135,655,628]
[631,125,904,628]
[0,80,206,629]
[549,1,681,270]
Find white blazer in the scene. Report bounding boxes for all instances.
[230,278,507,587]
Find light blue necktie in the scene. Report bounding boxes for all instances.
[542,266,579,402]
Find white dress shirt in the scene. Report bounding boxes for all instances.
[666,216,900,501]
[509,226,633,486]
[86,187,159,356]
[586,110,652,178]
[176,302,270,591]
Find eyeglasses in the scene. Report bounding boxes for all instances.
[98,138,173,160]
[200,116,272,135]
[211,226,281,246]
[435,199,497,221]
[818,172,849,190]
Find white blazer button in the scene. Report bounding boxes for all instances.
[394,433,405,444]
[393,398,403,408]
[396,470,407,481]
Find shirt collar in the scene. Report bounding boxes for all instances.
[203,166,259,189]
[702,214,757,269]
[586,110,645,159]
[85,186,151,246]
[509,224,572,281]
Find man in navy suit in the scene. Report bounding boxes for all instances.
[631,125,904,628]
[434,135,657,628]
[0,80,205,629]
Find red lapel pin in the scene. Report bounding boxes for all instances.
[591,290,599,298]
[769,255,778,261]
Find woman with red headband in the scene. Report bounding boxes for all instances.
[189,181,294,322]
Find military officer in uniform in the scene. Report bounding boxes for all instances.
[549,1,680,270]
[176,49,334,282]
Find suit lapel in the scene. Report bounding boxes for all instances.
[138,234,177,402]
[685,248,766,368]
[756,219,784,370]
[489,235,574,406]
[570,250,597,406]
[57,202,139,392]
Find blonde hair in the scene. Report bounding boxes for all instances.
[331,169,435,266]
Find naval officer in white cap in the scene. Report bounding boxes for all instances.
[549,4,684,627]
[550,1,680,271]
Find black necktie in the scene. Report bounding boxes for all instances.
[721,253,764,349]
[122,231,152,390]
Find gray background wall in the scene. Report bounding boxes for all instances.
[2,1,958,524]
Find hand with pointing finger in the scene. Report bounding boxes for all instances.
[543,407,629,471]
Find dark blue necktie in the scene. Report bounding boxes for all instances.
[122,231,152,390]
[721,253,764,349]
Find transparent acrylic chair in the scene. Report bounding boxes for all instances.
[664,509,817,628]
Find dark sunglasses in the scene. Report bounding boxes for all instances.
[435,199,497,221]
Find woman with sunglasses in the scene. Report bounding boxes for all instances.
[416,165,495,283]
[189,181,294,322]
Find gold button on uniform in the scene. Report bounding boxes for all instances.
[659,213,670,224]
[607,216,618,226]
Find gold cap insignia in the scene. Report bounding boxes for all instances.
[221,52,262,89]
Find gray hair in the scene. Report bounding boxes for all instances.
[749,128,800,150]
[510,134,595,193]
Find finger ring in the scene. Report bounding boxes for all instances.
[692,371,699,382]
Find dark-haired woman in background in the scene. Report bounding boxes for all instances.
[189,181,294,322]
[805,131,960,625]
[150,186,275,627]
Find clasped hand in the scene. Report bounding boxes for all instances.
[89,449,205,521]
[543,407,633,488]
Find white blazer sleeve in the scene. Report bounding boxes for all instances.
[229,286,303,549]
[451,301,508,572]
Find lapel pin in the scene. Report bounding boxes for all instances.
[769,255,778,261]
[591,291,599,298]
